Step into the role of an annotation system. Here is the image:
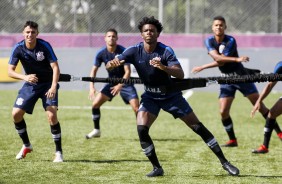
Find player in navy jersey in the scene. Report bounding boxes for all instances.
[192,16,282,147]
[251,61,282,153]
[85,28,139,139]
[106,16,239,177]
[8,21,63,162]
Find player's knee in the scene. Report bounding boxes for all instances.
[137,125,154,156]
[133,107,139,114]
[47,113,58,124]
[268,109,278,119]
[92,104,101,109]
[137,125,149,138]
[219,109,229,119]
[12,110,24,122]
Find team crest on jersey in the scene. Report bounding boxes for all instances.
[16,97,24,106]
[36,51,45,61]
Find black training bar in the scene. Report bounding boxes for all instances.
[58,73,282,93]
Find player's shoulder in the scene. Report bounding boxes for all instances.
[36,38,55,51]
[206,35,214,40]
[204,36,216,46]
[158,42,169,48]
[96,46,107,55]
[158,42,175,54]
[11,40,25,53]
[117,44,126,50]
[224,34,236,42]
[123,43,141,52]
[37,38,51,45]
[274,61,282,74]
[116,44,126,52]
[14,40,25,47]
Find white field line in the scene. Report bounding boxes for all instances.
[0,91,193,110]
[0,105,131,110]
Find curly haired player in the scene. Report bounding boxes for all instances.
[106,16,239,177]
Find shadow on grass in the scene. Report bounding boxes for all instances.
[214,174,282,178]
[43,159,149,163]
[132,138,201,142]
[238,175,282,178]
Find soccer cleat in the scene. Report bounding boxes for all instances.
[16,144,33,160]
[146,167,164,177]
[221,139,238,147]
[53,151,63,162]
[222,162,240,176]
[85,129,101,139]
[252,145,269,154]
[277,132,282,141]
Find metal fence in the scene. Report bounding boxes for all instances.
[0,0,281,34]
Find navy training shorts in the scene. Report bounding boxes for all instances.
[138,92,193,118]
[13,82,59,114]
[219,83,258,98]
[101,83,138,104]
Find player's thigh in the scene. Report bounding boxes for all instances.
[246,92,260,105]
[92,92,110,107]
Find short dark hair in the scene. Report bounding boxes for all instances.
[213,16,226,24]
[138,16,163,33]
[24,21,38,31]
[106,28,118,36]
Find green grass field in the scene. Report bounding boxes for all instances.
[0,89,281,184]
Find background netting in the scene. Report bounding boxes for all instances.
[1,0,281,34]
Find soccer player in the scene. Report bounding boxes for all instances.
[191,15,282,147]
[8,21,63,162]
[251,61,282,153]
[85,28,139,139]
[106,16,239,177]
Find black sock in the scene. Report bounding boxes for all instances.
[92,108,101,129]
[222,117,236,140]
[262,111,281,134]
[191,123,227,164]
[14,119,30,147]
[137,125,161,168]
[50,122,62,153]
[263,118,275,148]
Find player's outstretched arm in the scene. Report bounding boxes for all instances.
[209,50,249,64]
[191,61,219,74]
[106,58,125,70]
